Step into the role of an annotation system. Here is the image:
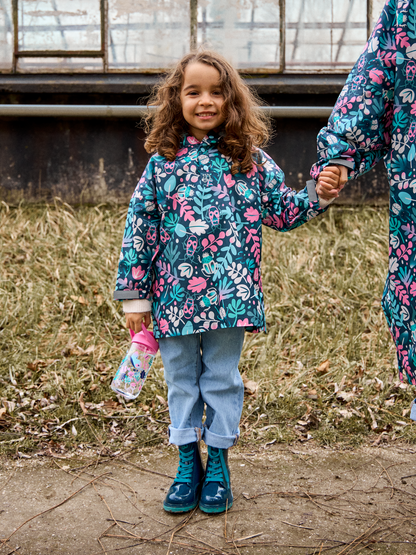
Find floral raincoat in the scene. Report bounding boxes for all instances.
[311,0,416,383]
[115,133,323,339]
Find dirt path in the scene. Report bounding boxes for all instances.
[1,443,416,554]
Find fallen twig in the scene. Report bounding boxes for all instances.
[0,472,111,550]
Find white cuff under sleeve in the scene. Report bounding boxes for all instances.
[123,299,152,313]
[318,196,336,209]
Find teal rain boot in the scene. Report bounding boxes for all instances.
[163,442,205,513]
[199,446,232,513]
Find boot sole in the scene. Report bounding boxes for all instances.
[163,501,199,513]
[199,499,233,514]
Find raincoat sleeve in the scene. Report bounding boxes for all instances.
[259,150,325,233]
[113,156,161,301]
[311,1,396,181]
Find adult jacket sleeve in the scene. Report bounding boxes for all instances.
[113,157,161,301]
[311,1,396,181]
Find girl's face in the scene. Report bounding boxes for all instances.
[180,62,226,141]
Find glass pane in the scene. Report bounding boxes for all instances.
[286,0,367,72]
[19,0,101,52]
[108,0,190,71]
[17,56,103,72]
[0,0,13,71]
[371,0,387,30]
[197,0,280,71]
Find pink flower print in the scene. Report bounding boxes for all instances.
[224,173,236,188]
[177,147,188,157]
[188,276,207,293]
[246,166,258,178]
[152,278,165,298]
[244,207,260,223]
[211,322,218,330]
[411,101,416,116]
[159,319,169,333]
[187,136,199,145]
[369,69,384,84]
[237,318,249,326]
[132,265,145,280]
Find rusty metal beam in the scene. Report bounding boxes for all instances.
[190,0,198,51]
[279,0,285,73]
[15,50,104,58]
[12,0,18,73]
[367,0,373,38]
[0,73,347,94]
[101,0,108,72]
[0,104,333,118]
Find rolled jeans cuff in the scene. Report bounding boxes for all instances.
[204,427,239,449]
[410,398,416,421]
[168,425,202,446]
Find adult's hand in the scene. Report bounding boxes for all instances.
[316,164,348,200]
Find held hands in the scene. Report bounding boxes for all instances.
[125,312,151,334]
[316,165,348,201]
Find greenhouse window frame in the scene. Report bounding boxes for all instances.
[9,0,375,75]
[11,0,108,73]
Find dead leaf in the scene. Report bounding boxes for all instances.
[385,398,395,407]
[317,359,330,375]
[156,395,167,406]
[367,406,378,430]
[70,295,89,305]
[74,345,95,356]
[337,391,355,402]
[2,400,15,413]
[27,360,47,371]
[243,375,259,395]
[95,294,104,306]
[0,407,7,418]
[338,409,354,419]
[96,362,111,373]
[374,377,384,391]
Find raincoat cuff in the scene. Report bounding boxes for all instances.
[307,179,335,209]
[123,299,152,313]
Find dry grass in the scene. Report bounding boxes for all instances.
[0,201,415,456]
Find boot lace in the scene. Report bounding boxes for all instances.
[205,449,223,483]
[175,448,194,483]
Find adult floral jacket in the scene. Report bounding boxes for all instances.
[311,0,416,383]
[115,133,323,339]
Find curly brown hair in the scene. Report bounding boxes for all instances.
[143,50,272,175]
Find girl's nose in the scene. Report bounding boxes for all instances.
[199,93,213,105]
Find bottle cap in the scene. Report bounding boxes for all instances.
[129,325,159,354]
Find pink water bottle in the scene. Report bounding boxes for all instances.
[111,325,159,400]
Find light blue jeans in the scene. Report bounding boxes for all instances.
[159,327,245,449]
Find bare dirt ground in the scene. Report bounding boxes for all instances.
[1,443,416,555]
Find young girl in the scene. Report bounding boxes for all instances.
[114,50,340,514]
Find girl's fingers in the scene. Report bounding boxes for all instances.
[144,313,152,329]
[319,174,340,186]
[318,179,339,192]
[125,312,152,333]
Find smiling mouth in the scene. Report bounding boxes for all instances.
[196,112,216,117]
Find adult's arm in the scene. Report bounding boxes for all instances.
[311,0,396,183]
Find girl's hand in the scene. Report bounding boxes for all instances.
[316,165,347,200]
[126,312,151,333]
